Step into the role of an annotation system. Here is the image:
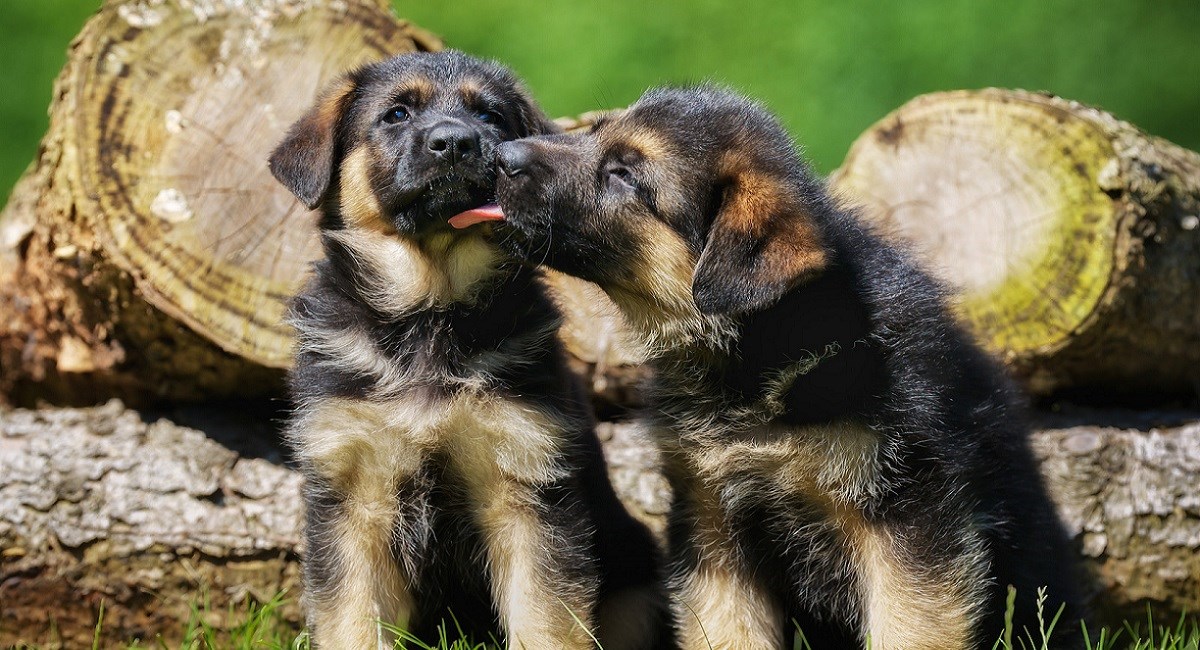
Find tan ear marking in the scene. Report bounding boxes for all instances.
[314,77,357,128]
[716,167,787,232]
[691,150,829,315]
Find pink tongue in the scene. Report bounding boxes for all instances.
[448,203,505,229]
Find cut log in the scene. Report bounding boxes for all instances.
[832,89,1200,399]
[8,19,1198,409]
[2,402,1196,645]
[0,0,440,406]
[0,401,304,647]
[0,401,669,647]
[544,269,652,416]
[1030,408,1200,625]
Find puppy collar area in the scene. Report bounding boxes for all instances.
[448,203,505,229]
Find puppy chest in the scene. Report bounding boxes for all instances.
[681,421,885,509]
[292,395,572,492]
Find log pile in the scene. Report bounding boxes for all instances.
[0,401,303,646]
[1,0,1198,645]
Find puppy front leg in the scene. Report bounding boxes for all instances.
[845,517,987,650]
[291,402,420,650]
[303,478,415,650]
[669,489,785,650]
[478,479,599,650]
[671,550,785,650]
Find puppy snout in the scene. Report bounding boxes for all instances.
[426,122,478,163]
[498,141,535,178]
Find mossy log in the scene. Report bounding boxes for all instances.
[832,89,1200,399]
[2,402,1197,646]
[0,0,439,406]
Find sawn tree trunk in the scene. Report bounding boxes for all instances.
[0,0,440,406]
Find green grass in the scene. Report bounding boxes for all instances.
[14,589,1197,650]
[3,1,1199,207]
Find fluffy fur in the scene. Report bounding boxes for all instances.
[494,85,1086,649]
[270,51,663,650]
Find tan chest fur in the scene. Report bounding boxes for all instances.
[292,391,573,498]
[327,224,504,319]
[671,420,885,509]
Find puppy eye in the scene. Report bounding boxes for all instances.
[475,110,502,125]
[383,107,410,124]
[607,165,634,188]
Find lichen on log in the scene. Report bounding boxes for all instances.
[833,89,1200,398]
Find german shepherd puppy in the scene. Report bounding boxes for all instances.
[269,51,662,650]
[492,86,1084,649]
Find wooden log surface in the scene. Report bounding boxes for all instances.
[832,90,1200,398]
[0,0,439,406]
[4,2,1198,407]
[2,401,1197,646]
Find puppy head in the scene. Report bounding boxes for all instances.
[495,85,829,327]
[270,50,556,237]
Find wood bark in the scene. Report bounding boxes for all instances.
[0,0,440,406]
[2,402,1197,646]
[831,89,1200,399]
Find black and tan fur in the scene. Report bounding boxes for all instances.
[269,51,663,650]
[494,86,1085,649]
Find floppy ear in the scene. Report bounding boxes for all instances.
[268,77,357,209]
[516,110,561,137]
[511,92,561,137]
[691,159,829,315]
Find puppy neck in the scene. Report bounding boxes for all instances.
[607,286,736,359]
[324,226,509,318]
[602,232,738,357]
[651,265,887,432]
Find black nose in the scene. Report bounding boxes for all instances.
[427,123,478,163]
[498,141,535,177]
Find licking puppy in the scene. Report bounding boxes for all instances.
[269,51,663,650]
[494,85,1085,649]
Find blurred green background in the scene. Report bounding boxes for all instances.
[2,1,1198,207]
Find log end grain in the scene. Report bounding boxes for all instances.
[833,89,1200,397]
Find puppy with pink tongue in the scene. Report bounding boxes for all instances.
[448,202,505,229]
[271,50,666,650]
